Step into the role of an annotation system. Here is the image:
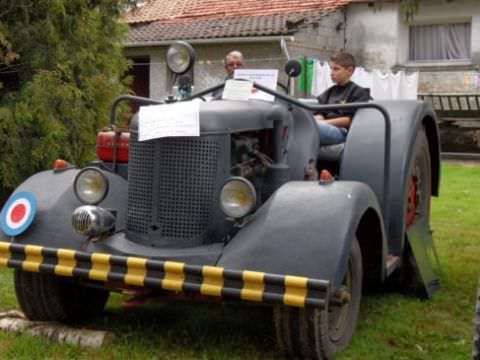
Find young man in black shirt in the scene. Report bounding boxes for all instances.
[315,51,370,145]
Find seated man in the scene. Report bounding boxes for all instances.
[224,50,244,80]
[315,51,370,145]
[212,50,244,99]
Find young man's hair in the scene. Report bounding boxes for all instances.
[330,51,356,69]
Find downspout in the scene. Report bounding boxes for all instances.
[280,36,291,60]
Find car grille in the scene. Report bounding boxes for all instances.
[126,132,155,234]
[126,131,226,244]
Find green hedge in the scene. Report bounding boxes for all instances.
[0,0,134,197]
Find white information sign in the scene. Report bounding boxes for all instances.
[234,69,279,102]
[138,101,200,141]
[222,79,253,101]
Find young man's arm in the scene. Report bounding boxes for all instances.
[350,86,371,102]
[315,86,351,128]
[314,89,330,121]
[315,85,370,128]
[319,115,352,128]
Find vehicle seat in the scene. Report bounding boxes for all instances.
[316,143,345,176]
[317,143,345,162]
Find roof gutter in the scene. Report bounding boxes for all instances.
[124,35,295,48]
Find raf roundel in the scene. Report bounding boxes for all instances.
[0,192,37,237]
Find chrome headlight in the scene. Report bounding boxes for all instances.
[166,41,196,74]
[72,205,115,236]
[73,168,109,205]
[220,177,256,218]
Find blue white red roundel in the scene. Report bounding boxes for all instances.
[0,192,37,237]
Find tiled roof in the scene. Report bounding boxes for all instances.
[125,0,353,44]
[128,11,327,43]
[126,0,353,24]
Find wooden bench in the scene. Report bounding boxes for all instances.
[418,93,480,153]
[418,93,480,121]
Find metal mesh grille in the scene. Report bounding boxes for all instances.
[126,131,155,234]
[156,137,221,238]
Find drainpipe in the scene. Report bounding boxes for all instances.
[280,36,291,60]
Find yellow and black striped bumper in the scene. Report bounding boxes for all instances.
[0,241,330,308]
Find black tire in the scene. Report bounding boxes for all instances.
[473,283,480,360]
[274,239,362,359]
[400,127,432,291]
[14,270,109,322]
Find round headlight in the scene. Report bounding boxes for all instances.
[220,177,256,218]
[73,168,109,205]
[166,41,196,74]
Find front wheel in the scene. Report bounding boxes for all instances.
[14,270,110,322]
[274,239,362,359]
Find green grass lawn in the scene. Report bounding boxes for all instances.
[0,162,478,359]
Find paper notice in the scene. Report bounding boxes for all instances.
[222,79,253,101]
[138,101,200,141]
[234,69,279,102]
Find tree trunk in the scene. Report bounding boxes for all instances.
[0,311,114,348]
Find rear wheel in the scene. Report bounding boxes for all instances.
[401,127,432,290]
[274,239,362,359]
[14,270,109,322]
[405,127,431,231]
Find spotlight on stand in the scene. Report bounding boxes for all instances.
[166,41,197,99]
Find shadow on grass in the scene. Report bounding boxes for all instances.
[91,300,279,358]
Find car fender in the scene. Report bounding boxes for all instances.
[217,181,387,288]
[0,168,128,249]
[340,100,440,255]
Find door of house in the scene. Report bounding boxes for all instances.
[126,56,150,114]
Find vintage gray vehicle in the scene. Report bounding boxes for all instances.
[0,42,441,359]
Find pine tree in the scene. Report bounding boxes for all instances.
[0,0,135,196]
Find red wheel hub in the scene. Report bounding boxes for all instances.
[406,175,418,229]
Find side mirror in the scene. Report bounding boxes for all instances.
[284,59,302,95]
[284,60,302,78]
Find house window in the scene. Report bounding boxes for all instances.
[409,22,471,62]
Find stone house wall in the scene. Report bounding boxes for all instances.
[345,0,480,94]
[124,11,346,99]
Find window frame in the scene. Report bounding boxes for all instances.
[407,18,473,65]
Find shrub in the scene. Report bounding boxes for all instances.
[0,0,134,196]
